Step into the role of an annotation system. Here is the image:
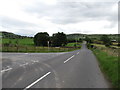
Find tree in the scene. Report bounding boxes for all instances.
[85,36,92,43]
[34,32,50,46]
[52,32,67,47]
[100,35,111,47]
[79,38,83,43]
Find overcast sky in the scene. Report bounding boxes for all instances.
[0,0,119,36]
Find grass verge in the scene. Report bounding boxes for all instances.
[92,49,119,88]
[1,46,80,53]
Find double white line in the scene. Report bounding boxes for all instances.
[64,55,75,63]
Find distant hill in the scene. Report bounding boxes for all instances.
[67,34,86,40]
[66,33,119,41]
[87,34,119,40]
[0,31,119,41]
[0,31,28,39]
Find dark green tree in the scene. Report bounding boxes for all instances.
[52,32,67,47]
[85,36,92,43]
[79,38,83,43]
[100,35,111,47]
[34,32,50,46]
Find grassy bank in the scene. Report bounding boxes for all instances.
[92,48,119,88]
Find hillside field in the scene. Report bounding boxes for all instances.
[1,38,34,46]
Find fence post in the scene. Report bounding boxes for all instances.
[26,46,27,52]
[16,45,19,52]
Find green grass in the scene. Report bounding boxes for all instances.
[1,46,79,53]
[92,49,119,88]
[2,38,34,46]
[92,43,105,47]
[66,42,81,47]
[92,43,120,49]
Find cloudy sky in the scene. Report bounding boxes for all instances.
[0,0,119,36]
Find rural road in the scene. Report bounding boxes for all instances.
[1,43,110,89]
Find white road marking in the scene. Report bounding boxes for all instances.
[1,68,12,73]
[33,60,39,63]
[77,52,79,55]
[24,72,51,90]
[64,55,75,63]
[20,63,28,67]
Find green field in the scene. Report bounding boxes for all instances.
[66,42,81,47]
[1,38,80,53]
[92,49,119,88]
[92,43,120,49]
[87,34,119,41]
[1,38,34,46]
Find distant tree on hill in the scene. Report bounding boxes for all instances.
[79,38,83,43]
[67,39,76,43]
[52,32,67,47]
[34,32,50,46]
[100,35,111,47]
[85,36,92,43]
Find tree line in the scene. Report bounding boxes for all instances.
[34,32,119,47]
[34,32,67,47]
[85,35,120,47]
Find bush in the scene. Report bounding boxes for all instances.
[100,35,111,46]
[52,32,67,47]
[105,43,110,47]
[34,32,49,46]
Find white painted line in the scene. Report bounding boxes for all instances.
[20,64,25,67]
[1,68,12,73]
[77,52,79,55]
[20,63,28,67]
[33,61,39,63]
[24,72,51,90]
[35,61,39,63]
[64,55,75,63]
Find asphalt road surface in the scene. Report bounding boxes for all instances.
[1,43,110,89]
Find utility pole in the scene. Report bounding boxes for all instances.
[48,41,49,51]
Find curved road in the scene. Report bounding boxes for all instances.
[2,43,109,89]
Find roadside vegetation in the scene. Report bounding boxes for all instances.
[2,46,79,53]
[1,32,81,53]
[92,49,119,88]
[86,35,119,88]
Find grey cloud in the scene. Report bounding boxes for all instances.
[1,16,36,28]
[25,1,117,24]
